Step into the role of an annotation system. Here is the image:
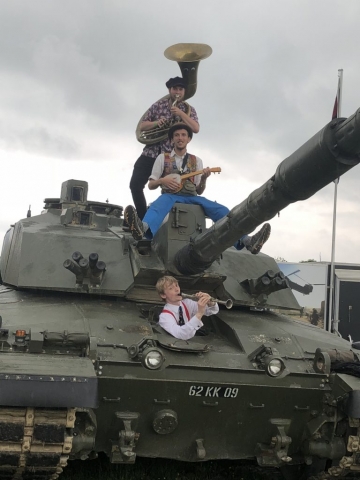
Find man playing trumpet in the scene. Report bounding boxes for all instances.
[130,77,199,220]
[125,124,271,255]
[156,276,218,340]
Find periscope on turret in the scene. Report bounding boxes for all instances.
[1,107,360,479]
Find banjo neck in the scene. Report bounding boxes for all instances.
[179,167,221,181]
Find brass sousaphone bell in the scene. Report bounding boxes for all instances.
[135,43,212,145]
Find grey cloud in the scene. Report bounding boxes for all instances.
[9,128,80,159]
[0,124,80,159]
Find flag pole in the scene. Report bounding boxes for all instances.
[328,69,343,333]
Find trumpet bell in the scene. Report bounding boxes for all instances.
[164,43,213,62]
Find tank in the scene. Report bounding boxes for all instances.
[1,109,360,480]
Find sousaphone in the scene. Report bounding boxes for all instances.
[135,43,212,145]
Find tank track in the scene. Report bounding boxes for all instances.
[308,475,360,480]
[307,416,360,480]
[0,407,75,480]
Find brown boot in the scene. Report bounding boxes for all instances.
[246,223,271,254]
[124,205,144,241]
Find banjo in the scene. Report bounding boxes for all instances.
[162,167,221,193]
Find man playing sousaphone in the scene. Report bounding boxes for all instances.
[125,124,271,255]
[130,76,200,220]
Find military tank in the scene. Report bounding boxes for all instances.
[1,108,360,480]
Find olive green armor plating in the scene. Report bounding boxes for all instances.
[1,109,360,479]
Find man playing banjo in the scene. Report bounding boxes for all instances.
[125,124,271,255]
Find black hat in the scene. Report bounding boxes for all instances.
[168,123,193,140]
[165,76,186,89]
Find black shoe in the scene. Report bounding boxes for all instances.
[124,205,144,241]
[247,223,271,255]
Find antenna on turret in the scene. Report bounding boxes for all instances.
[27,205,31,218]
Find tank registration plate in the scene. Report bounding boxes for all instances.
[189,386,238,398]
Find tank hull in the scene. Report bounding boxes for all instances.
[1,286,358,477]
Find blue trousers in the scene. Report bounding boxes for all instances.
[143,194,246,250]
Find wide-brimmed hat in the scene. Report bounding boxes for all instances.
[168,123,193,140]
[165,76,186,89]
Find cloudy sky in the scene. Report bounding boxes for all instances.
[1,0,360,264]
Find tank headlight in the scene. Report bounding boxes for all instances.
[313,348,331,374]
[315,357,325,372]
[265,357,286,377]
[128,338,166,370]
[142,348,165,370]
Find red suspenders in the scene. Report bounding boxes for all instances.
[161,302,190,324]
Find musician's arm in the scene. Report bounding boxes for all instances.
[151,175,181,191]
[196,166,211,195]
[141,118,168,131]
[196,178,207,195]
[140,102,167,131]
[148,154,165,190]
[148,178,163,190]
[148,160,180,192]
[170,105,200,133]
[141,121,158,132]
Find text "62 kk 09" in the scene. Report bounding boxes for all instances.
[189,386,239,398]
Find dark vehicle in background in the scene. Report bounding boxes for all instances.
[1,108,360,480]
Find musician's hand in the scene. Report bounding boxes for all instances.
[161,175,180,191]
[170,106,182,117]
[157,117,167,127]
[195,292,212,317]
[201,168,211,181]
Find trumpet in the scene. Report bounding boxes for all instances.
[180,292,233,310]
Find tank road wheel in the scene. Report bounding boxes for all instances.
[0,407,76,480]
[281,414,360,480]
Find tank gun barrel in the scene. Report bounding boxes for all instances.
[175,109,360,275]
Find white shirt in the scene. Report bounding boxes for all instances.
[159,298,219,341]
[149,149,203,187]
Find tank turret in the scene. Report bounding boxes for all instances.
[2,110,360,311]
